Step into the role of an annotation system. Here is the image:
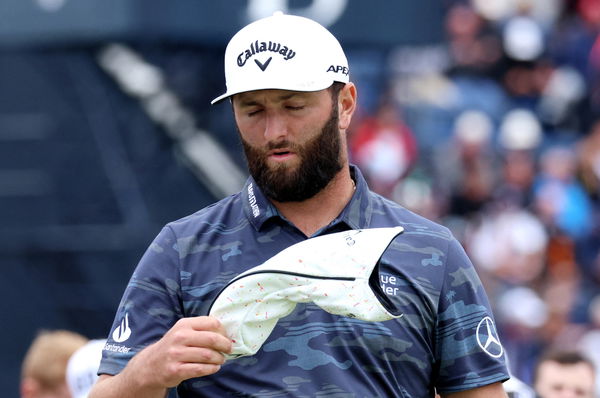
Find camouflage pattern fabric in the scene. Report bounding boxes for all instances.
[99,165,509,397]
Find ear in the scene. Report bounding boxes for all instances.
[337,83,357,131]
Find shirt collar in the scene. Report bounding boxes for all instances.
[242,165,375,232]
[334,165,374,230]
[241,176,279,231]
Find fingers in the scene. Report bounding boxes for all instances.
[158,354,224,385]
[187,316,228,334]
[171,346,227,366]
[162,345,226,380]
[187,330,232,354]
[175,362,223,380]
[175,316,233,354]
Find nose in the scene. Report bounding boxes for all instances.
[263,110,288,141]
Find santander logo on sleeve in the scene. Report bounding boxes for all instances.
[104,312,133,354]
[112,312,132,343]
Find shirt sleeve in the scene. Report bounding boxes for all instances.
[434,238,509,393]
[98,225,183,375]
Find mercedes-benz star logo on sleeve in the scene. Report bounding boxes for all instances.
[476,316,503,358]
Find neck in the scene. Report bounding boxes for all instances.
[271,166,355,237]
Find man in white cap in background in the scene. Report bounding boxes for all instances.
[90,12,510,398]
[66,339,105,398]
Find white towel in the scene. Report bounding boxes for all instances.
[208,227,404,359]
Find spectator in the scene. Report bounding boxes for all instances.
[437,109,497,219]
[20,330,88,398]
[579,295,600,398]
[66,339,106,398]
[493,149,537,209]
[578,119,600,201]
[533,350,596,398]
[349,100,418,198]
[533,145,593,240]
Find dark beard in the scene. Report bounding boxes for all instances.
[240,105,343,202]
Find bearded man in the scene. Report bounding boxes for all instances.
[91,13,510,398]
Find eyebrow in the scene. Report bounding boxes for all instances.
[278,92,302,101]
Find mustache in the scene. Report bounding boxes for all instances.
[266,140,296,151]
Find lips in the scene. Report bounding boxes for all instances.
[267,147,295,161]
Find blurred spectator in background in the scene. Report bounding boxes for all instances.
[578,119,600,201]
[533,350,596,398]
[562,0,600,122]
[468,207,548,287]
[66,339,106,398]
[435,109,497,222]
[493,148,537,210]
[348,100,417,198]
[533,145,593,240]
[20,330,87,398]
[578,296,600,398]
[445,1,502,76]
[498,108,543,154]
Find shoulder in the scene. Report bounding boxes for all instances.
[369,191,453,242]
[164,192,245,237]
[372,192,470,296]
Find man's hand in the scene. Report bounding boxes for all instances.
[89,316,232,398]
[133,316,233,387]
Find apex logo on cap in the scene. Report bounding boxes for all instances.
[237,40,296,68]
[327,65,349,75]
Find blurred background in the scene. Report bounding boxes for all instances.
[2,0,599,396]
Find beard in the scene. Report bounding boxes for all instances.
[240,104,343,202]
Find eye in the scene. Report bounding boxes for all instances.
[247,109,263,117]
[286,105,304,111]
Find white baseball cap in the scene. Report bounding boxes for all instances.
[211,13,349,104]
[66,339,106,398]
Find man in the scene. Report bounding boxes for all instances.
[533,350,596,398]
[21,329,88,398]
[90,13,510,397]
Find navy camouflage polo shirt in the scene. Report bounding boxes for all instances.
[99,165,510,397]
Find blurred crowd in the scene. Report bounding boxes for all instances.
[346,0,600,388]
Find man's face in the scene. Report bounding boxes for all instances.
[233,88,343,202]
[535,361,596,398]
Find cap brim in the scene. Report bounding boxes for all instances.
[211,91,232,105]
[210,78,347,105]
